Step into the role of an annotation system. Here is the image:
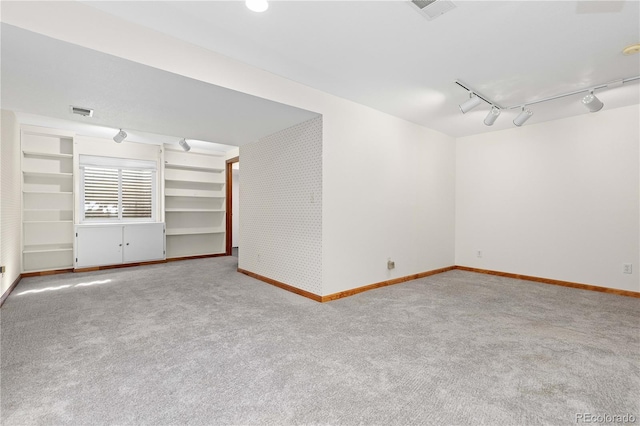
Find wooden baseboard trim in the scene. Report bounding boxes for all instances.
[21,268,74,278]
[74,260,167,273]
[238,266,457,303]
[19,254,226,277]
[321,266,457,302]
[237,268,323,302]
[0,274,23,308]
[166,253,227,262]
[455,266,640,299]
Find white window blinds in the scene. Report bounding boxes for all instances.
[83,167,120,220]
[80,156,157,223]
[122,169,153,219]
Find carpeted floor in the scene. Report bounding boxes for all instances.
[1,256,638,425]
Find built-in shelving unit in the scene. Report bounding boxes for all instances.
[21,127,75,272]
[164,147,226,258]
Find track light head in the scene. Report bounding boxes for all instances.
[178,138,191,152]
[513,108,533,127]
[113,129,127,143]
[484,106,501,126]
[459,94,482,114]
[582,92,604,112]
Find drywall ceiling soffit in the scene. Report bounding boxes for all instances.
[0,23,320,147]
[82,0,640,137]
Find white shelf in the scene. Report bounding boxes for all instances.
[22,130,75,273]
[23,171,73,178]
[166,227,225,236]
[23,150,73,159]
[24,209,73,222]
[165,163,224,173]
[24,208,72,212]
[165,208,225,213]
[23,191,73,195]
[163,144,227,258]
[23,244,73,254]
[165,177,224,185]
[164,192,224,199]
[24,220,73,224]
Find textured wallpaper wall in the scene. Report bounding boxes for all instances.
[239,116,322,295]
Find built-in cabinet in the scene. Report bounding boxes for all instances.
[164,147,226,258]
[75,223,165,268]
[21,127,75,272]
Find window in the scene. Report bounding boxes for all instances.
[80,155,157,222]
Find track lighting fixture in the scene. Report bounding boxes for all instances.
[455,75,638,128]
[581,91,604,112]
[513,108,533,127]
[483,106,501,126]
[459,93,482,114]
[113,129,127,143]
[178,138,191,152]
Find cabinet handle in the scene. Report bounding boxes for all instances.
[126,243,130,246]
[119,244,122,247]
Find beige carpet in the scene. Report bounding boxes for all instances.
[1,256,638,425]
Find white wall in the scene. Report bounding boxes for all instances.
[322,105,456,295]
[240,117,323,295]
[1,109,22,297]
[232,168,240,248]
[456,104,640,292]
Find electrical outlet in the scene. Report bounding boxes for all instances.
[387,259,395,270]
[623,264,633,274]
[476,250,482,258]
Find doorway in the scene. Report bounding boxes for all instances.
[225,156,239,256]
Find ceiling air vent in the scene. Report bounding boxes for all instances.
[70,105,94,117]
[410,0,456,20]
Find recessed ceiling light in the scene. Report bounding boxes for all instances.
[246,0,268,13]
[622,43,640,55]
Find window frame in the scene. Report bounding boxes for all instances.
[79,155,158,224]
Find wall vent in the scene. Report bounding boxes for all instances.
[70,106,94,117]
[410,0,456,20]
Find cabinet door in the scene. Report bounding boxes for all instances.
[123,223,165,263]
[76,226,123,268]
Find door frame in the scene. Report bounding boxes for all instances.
[225,156,239,256]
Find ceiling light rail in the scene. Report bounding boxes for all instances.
[503,75,640,110]
[454,80,504,110]
[455,75,639,127]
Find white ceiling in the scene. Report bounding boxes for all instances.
[0,23,319,147]
[2,2,639,140]
[80,0,640,137]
